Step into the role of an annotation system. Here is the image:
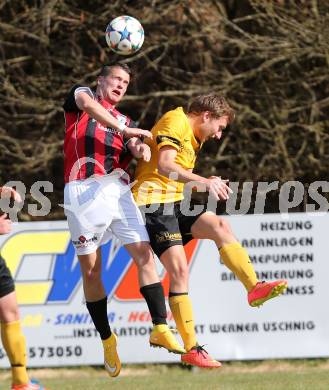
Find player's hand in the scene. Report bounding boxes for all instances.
[123,127,153,140]
[139,144,151,162]
[206,176,233,201]
[0,214,12,234]
[0,186,22,202]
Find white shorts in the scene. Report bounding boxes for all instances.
[64,173,149,255]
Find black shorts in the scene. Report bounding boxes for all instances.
[0,254,15,298]
[141,200,207,258]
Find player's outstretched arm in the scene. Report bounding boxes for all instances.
[75,92,152,139]
[123,127,152,140]
[158,146,232,201]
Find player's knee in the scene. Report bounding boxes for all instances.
[11,305,20,319]
[133,243,154,268]
[1,305,20,322]
[213,218,232,237]
[169,264,189,284]
[82,265,102,284]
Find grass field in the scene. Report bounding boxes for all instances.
[1,360,329,389]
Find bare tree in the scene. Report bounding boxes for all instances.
[0,0,328,218]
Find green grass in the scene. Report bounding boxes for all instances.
[1,360,329,389]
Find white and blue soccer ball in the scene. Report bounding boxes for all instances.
[105,15,144,55]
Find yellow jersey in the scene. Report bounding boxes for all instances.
[133,107,201,205]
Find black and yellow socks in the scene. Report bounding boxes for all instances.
[140,282,167,325]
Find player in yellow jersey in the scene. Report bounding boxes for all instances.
[0,187,48,389]
[133,94,288,368]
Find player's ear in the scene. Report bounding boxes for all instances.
[202,111,211,122]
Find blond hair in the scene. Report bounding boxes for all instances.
[188,94,235,123]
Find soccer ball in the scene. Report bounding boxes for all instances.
[105,15,144,55]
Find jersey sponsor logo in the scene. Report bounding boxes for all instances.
[155,231,182,243]
[72,235,98,249]
[0,229,198,305]
[97,111,126,135]
[97,123,121,135]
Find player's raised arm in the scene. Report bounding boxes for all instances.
[75,91,152,139]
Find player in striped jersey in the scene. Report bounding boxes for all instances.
[63,63,184,378]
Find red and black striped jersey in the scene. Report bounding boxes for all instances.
[63,85,135,183]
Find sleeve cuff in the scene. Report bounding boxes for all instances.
[74,86,94,99]
[157,141,180,151]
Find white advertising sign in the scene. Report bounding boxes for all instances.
[0,213,328,367]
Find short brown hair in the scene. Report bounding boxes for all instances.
[188,94,235,123]
[99,62,133,79]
